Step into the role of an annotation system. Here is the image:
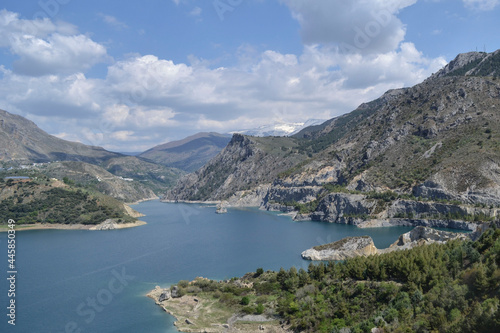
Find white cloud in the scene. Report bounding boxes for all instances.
[280,0,417,54]
[11,33,108,76]
[463,0,500,10]
[0,6,449,152]
[0,9,108,76]
[98,13,128,30]
[0,9,77,44]
[0,44,445,150]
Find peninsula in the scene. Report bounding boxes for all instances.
[148,226,499,333]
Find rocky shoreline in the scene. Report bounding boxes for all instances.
[301,226,473,261]
[163,185,495,233]
[147,285,290,333]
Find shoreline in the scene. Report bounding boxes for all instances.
[161,199,221,205]
[0,220,147,232]
[147,285,290,333]
[127,196,160,205]
[162,199,482,232]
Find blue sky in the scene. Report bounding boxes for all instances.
[0,0,499,152]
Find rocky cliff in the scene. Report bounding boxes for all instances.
[164,134,308,201]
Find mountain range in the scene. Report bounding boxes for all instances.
[165,49,500,229]
[3,49,500,229]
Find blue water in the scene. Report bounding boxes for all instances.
[1,201,414,333]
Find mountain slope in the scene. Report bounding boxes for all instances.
[139,132,231,172]
[0,109,122,164]
[102,156,185,194]
[165,50,500,228]
[0,109,185,197]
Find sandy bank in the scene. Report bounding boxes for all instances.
[0,220,147,232]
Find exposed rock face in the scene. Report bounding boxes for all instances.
[302,226,473,260]
[171,286,181,298]
[387,226,470,251]
[433,50,500,78]
[158,290,171,302]
[310,193,377,223]
[226,184,271,207]
[90,219,118,231]
[433,52,487,78]
[164,134,308,202]
[301,236,377,261]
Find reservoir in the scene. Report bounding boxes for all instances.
[0,200,414,333]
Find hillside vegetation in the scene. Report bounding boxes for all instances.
[0,175,137,225]
[165,227,500,332]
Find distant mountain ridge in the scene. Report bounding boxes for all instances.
[0,109,122,165]
[231,119,326,137]
[139,132,231,172]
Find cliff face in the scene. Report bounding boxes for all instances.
[165,50,500,229]
[164,134,308,201]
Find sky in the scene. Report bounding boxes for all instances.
[0,0,499,152]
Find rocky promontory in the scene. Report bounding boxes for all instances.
[147,281,290,333]
[301,236,378,261]
[302,226,472,260]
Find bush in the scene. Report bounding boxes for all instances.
[241,296,250,306]
[178,280,189,288]
[255,267,264,277]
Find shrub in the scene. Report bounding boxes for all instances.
[255,267,264,277]
[241,296,250,306]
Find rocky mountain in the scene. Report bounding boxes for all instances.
[165,49,500,230]
[139,132,231,172]
[165,134,309,201]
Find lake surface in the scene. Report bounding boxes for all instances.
[1,200,415,333]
